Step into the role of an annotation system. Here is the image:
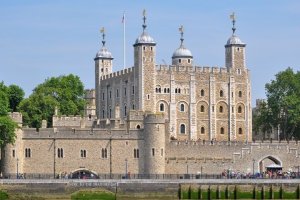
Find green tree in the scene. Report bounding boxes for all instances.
[0,82,9,116]
[255,68,300,140]
[0,82,18,147]
[19,74,85,128]
[7,84,25,112]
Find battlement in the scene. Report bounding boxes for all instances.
[9,112,22,124]
[101,67,134,81]
[84,89,95,99]
[52,115,96,128]
[156,65,229,75]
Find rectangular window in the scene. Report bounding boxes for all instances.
[132,86,135,94]
[152,148,155,156]
[102,93,105,100]
[80,149,86,158]
[57,148,64,158]
[109,91,112,99]
[116,89,119,97]
[12,149,15,158]
[134,148,140,158]
[161,148,163,157]
[124,88,127,96]
[25,148,31,158]
[101,148,107,158]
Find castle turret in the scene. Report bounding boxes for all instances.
[94,27,113,119]
[144,114,166,175]
[225,13,246,70]
[1,113,24,177]
[172,25,193,66]
[133,10,156,112]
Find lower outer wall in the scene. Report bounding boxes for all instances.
[1,179,300,199]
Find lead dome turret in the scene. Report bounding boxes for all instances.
[172,25,193,66]
[94,28,113,60]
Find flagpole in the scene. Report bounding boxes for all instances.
[123,12,126,70]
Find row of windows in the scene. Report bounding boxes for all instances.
[159,103,243,114]
[179,124,243,135]
[154,88,243,98]
[102,104,134,118]
[155,87,170,93]
[23,148,142,159]
[102,86,135,100]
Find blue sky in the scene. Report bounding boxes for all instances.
[0,1,299,106]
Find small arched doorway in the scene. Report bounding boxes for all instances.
[71,169,98,179]
[258,156,282,173]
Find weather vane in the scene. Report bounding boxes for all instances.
[100,27,105,46]
[230,12,236,35]
[142,9,147,32]
[179,25,184,45]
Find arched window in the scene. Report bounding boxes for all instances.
[167,88,170,93]
[188,59,191,63]
[179,59,182,63]
[160,103,164,112]
[178,88,181,93]
[238,106,242,113]
[201,127,205,134]
[220,90,224,97]
[180,124,186,134]
[164,88,167,93]
[238,128,243,134]
[201,89,204,96]
[239,91,242,97]
[175,88,177,93]
[200,105,205,112]
[220,127,224,134]
[102,110,105,118]
[109,109,112,118]
[132,104,135,110]
[124,106,127,116]
[180,104,185,112]
[219,106,223,113]
[136,125,141,129]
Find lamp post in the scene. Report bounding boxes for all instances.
[16,158,19,179]
[125,158,128,179]
[252,159,255,177]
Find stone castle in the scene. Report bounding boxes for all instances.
[1,12,300,178]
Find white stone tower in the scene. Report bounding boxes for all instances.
[94,27,113,119]
[133,10,156,112]
[225,13,251,142]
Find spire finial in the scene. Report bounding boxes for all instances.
[179,25,184,46]
[230,12,236,35]
[142,9,147,32]
[100,27,105,46]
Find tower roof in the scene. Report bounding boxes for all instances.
[134,9,156,45]
[172,25,193,58]
[95,27,113,60]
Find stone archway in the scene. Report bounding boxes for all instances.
[258,156,282,173]
[71,168,98,179]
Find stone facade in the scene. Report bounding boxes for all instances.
[1,14,299,177]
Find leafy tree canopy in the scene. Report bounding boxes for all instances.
[8,84,25,112]
[0,82,21,147]
[19,74,85,128]
[254,67,300,140]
